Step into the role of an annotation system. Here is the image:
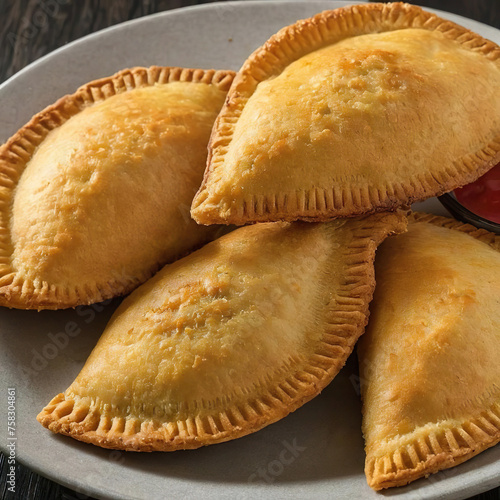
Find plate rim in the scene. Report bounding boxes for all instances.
[0,2,499,499]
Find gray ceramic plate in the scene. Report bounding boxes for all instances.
[0,2,498,499]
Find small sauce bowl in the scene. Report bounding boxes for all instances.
[438,163,500,235]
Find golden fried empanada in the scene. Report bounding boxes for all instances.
[0,66,234,309]
[358,213,500,490]
[37,211,406,451]
[191,3,500,225]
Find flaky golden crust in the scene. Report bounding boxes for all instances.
[0,66,235,310]
[37,211,407,451]
[359,212,500,490]
[191,2,500,225]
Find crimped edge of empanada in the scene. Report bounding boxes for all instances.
[0,66,235,310]
[411,212,500,251]
[364,211,500,490]
[366,401,500,490]
[37,211,407,451]
[191,2,500,225]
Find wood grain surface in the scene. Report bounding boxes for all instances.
[0,0,221,84]
[0,1,499,499]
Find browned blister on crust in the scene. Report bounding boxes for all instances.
[359,212,500,490]
[0,66,235,309]
[37,211,407,451]
[191,3,500,225]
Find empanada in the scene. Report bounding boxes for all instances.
[0,66,234,309]
[358,213,500,490]
[191,3,500,225]
[37,211,406,451]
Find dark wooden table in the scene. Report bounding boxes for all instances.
[0,1,499,499]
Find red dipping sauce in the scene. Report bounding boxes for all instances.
[455,163,500,224]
